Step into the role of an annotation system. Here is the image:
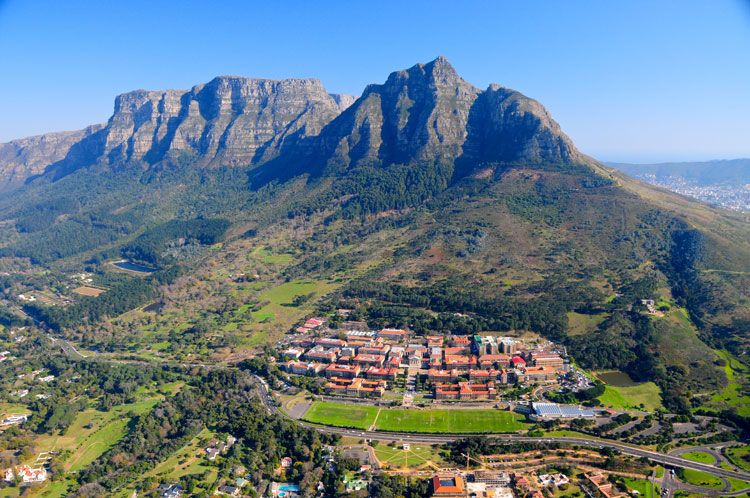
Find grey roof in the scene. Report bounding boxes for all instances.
[532,402,595,418]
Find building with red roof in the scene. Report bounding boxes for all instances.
[431,474,466,497]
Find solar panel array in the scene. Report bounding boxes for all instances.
[532,402,596,418]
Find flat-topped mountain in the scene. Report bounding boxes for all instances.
[0,76,355,185]
[0,58,747,417]
[1,57,581,189]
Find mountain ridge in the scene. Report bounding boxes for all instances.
[0,76,357,188]
[1,57,582,191]
[0,59,747,413]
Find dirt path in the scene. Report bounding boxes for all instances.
[369,408,382,431]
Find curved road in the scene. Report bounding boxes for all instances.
[252,375,750,485]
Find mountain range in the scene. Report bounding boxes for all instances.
[0,57,748,415]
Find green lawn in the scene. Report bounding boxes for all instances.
[302,401,379,429]
[680,451,715,465]
[680,468,724,489]
[250,280,331,322]
[375,408,527,433]
[623,477,657,498]
[726,445,750,472]
[597,382,663,411]
[710,350,750,417]
[373,443,445,469]
[251,246,295,265]
[302,402,528,433]
[567,311,608,336]
[727,477,750,493]
[0,402,31,416]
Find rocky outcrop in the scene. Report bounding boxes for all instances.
[0,57,582,189]
[467,84,581,165]
[0,77,352,186]
[251,56,582,184]
[317,56,481,169]
[0,125,103,190]
[99,76,348,167]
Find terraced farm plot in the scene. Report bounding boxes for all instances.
[302,401,379,429]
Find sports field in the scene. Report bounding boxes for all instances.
[302,401,528,433]
[302,401,378,429]
[375,408,527,433]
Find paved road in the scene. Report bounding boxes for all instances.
[251,376,750,484]
[48,335,89,359]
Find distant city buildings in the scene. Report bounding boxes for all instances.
[634,174,750,212]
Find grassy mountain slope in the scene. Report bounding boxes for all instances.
[0,58,747,415]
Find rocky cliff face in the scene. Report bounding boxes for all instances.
[95,76,352,168]
[0,77,354,186]
[0,125,103,190]
[251,56,582,184]
[317,56,482,168]
[0,57,581,188]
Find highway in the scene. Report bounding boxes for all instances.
[252,375,750,484]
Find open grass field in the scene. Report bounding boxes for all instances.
[680,451,715,465]
[251,246,295,265]
[727,477,750,492]
[567,311,608,336]
[72,285,106,297]
[302,402,529,433]
[302,401,379,429]
[679,468,724,489]
[145,428,215,479]
[250,279,334,325]
[0,402,31,416]
[0,396,165,498]
[710,350,750,417]
[726,445,750,472]
[595,373,663,411]
[653,308,720,372]
[35,396,161,472]
[373,443,445,469]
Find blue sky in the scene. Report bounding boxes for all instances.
[1,0,749,162]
